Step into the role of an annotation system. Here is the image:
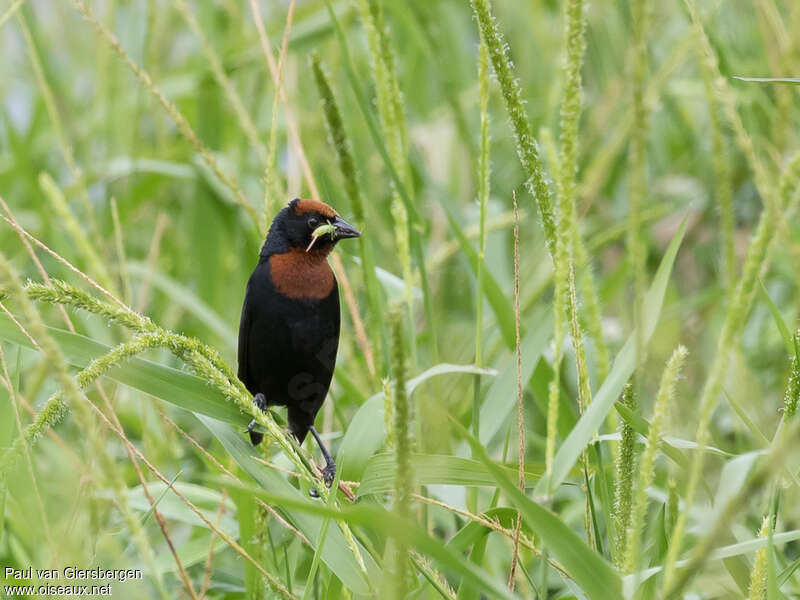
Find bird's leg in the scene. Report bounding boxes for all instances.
[309,425,336,487]
[244,393,268,446]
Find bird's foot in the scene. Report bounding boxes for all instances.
[322,462,336,488]
[253,393,268,412]
[243,394,268,445]
[245,426,264,446]
[308,462,337,498]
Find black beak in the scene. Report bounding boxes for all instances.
[332,216,361,239]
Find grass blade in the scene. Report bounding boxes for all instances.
[357,453,541,496]
[733,76,800,84]
[536,217,688,495]
[198,416,381,595]
[215,477,520,600]
[457,422,622,599]
[758,280,793,356]
[0,313,245,426]
[338,364,496,480]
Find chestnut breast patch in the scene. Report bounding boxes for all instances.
[269,249,335,300]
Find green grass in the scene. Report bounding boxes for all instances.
[1,1,800,598]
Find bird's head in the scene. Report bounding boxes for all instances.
[262,198,360,258]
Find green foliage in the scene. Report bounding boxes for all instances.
[628,0,649,367]
[390,307,412,596]
[614,382,637,567]
[471,0,556,253]
[310,52,385,373]
[624,346,687,574]
[748,516,771,600]
[784,351,800,419]
[3,1,800,598]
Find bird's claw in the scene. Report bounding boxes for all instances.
[322,463,336,488]
[253,393,268,412]
[243,394,269,446]
[308,463,336,498]
[244,394,268,433]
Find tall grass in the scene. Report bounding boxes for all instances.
[2,1,800,599]
[628,0,649,369]
[613,382,637,567]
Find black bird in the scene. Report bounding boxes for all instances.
[238,198,360,486]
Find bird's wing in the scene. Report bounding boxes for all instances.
[237,279,253,388]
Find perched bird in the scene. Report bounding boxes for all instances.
[238,198,360,486]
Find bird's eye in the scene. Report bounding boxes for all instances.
[308,217,319,229]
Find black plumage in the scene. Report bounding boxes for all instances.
[237,198,360,485]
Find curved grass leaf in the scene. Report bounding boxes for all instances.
[357,453,541,497]
[446,507,521,553]
[199,415,381,595]
[778,553,800,586]
[120,481,238,534]
[614,401,688,469]
[211,475,519,600]
[139,469,183,527]
[457,527,491,600]
[338,364,496,481]
[722,390,770,446]
[302,458,342,600]
[626,529,800,593]
[0,313,245,425]
[535,217,688,496]
[733,76,800,84]
[456,422,622,599]
[230,487,264,598]
[530,357,577,438]
[758,280,793,356]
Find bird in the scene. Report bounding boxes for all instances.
[237,198,360,487]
